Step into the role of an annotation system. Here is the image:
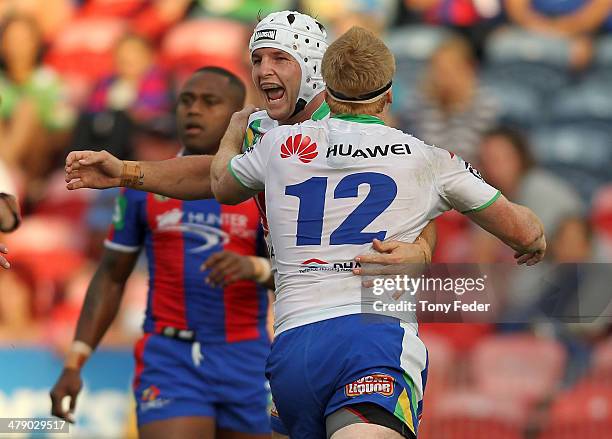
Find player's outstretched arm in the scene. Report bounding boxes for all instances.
[50,248,139,423]
[211,105,260,205]
[65,150,214,200]
[466,194,546,266]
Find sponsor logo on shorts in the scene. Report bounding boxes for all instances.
[345,374,395,398]
[255,29,277,41]
[141,385,160,402]
[139,385,172,412]
[299,259,361,273]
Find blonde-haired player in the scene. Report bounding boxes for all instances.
[211,27,545,439]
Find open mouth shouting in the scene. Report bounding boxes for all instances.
[261,82,286,104]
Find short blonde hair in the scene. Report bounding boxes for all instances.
[321,26,395,115]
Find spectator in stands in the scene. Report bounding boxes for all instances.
[399,35,498,162]
[470,126,584,264]
[0,14,75,196]
[506,0,612,69]
[72,34,172,160]
[402,0,501,56]
[478,127,584,238]
[0,0,74,41]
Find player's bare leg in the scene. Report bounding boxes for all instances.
[139,416,215,439]
[331,424,404,439]
[217,429,271,439]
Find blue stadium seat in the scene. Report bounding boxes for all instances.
[483,80,543,128]
[386,25,452,63]
[485,28,571,68]
[531,124,612,174]
[595,35,612,67]
[481,62,570,98]
[549,83,612,123]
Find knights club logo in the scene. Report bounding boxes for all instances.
[280,134,318,163]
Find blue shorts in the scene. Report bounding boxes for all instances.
[266,314,428,438]
[133,333,271,434]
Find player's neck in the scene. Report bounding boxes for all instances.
[279,93,326,126]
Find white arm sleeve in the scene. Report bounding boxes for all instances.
[229,130,276,191]
[426,147,500,213]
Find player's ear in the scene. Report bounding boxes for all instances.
[386,90,393,105]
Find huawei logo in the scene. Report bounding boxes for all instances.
[280,134,318,163]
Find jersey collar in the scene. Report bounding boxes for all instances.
[311,101,331,121]
[331,113,385,125]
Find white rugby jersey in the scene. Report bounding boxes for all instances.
[231,114,500,335]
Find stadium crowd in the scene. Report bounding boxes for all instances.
[0,0,611,437]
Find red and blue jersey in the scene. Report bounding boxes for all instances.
[105,188,269,344]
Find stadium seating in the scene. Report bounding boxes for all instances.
[387,25,452,87]
[483,80,543,128]
[45,17,127,103]
[160,19,249,86]
[586,337,612,388]
[595,35,612,67]
[549,82,612,124]
[481,63,570,100]
[538,384,612,439]
[419,332,455,402]
[420,391,528,439]
[471,334,566,407]
[482,29,572,99]
[530,123,612,175]
[484,28,571,68]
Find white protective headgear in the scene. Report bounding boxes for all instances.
[249,11,328,116]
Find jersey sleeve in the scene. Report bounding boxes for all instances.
[426,146,501,214]
[230,127,278,191]
[104,188,145,252]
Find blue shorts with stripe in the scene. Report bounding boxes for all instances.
[133,333,271,434]
[266,314,428,438]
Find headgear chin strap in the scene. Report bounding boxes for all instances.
[326,81,393,104]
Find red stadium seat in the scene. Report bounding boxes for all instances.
[45,17,127,84]
[471,334,566,407]
[160,19,249,85]
[538,384,612,439]
[420,391,528,439]
[586,337,612,387]
[78,0,145,18]
[420,333,455,402]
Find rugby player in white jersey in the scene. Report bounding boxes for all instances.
[210,27,546,439]
[64,11,437,280]
[0,160,21,268]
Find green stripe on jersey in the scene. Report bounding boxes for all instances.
[331,113,385,125]
[462,190,501,213]
[227,160,252,190]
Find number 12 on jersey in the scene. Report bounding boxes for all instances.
[285,172,397,246]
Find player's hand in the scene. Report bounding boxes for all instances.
[50,368,83,423]
[514,234,546,266]
[201,251,256,287]
[65,150,123,190]
[223,105,259,146]
[0,243,10,269]
[353,238,431,276]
